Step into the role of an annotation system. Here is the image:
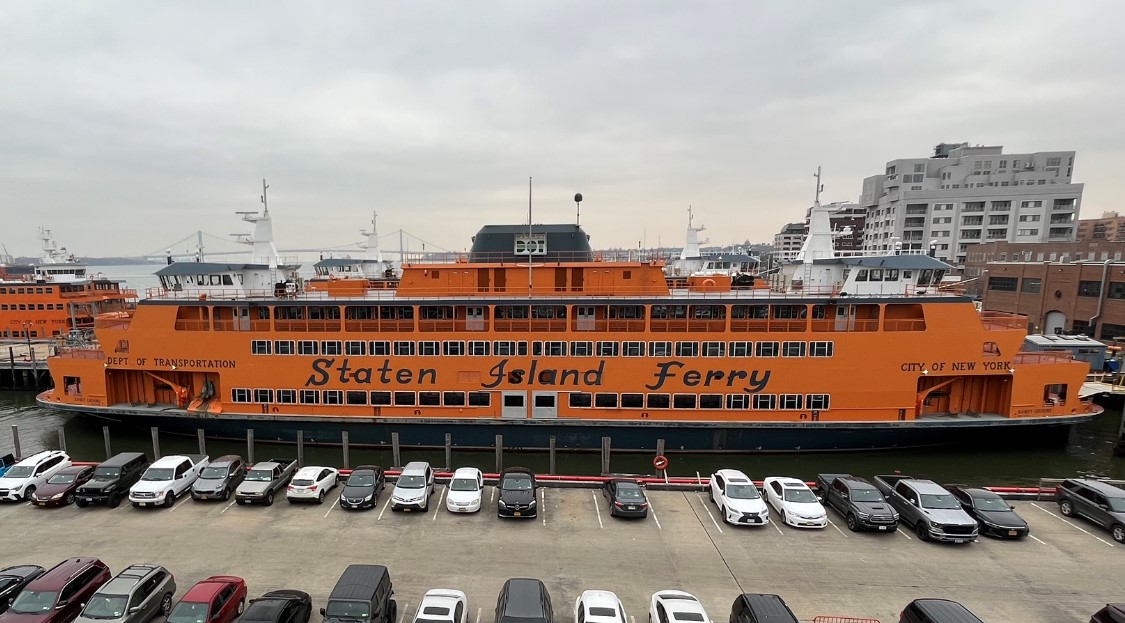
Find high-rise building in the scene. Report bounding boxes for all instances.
[1077,211,1125,242]
[772,222,807,263]
[859,143,1083,268]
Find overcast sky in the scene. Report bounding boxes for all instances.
[2,1,1124,258]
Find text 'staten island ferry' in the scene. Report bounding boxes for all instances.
[38,199,1101,452]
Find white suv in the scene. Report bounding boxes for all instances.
[0,450,72,501]
[287,466,339,504]
[391,461,435,512]
[709,469,770,526]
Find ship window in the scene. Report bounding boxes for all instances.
[346,391,367,406]
[608,305,645,319]
[649,341,672,357]
[810,341,834,357]
[368,341,390,356]
[443,341,465,356]
[323,390,343,405]
[772,305,807,319]
[380,306,414,320]
[753,394,777,410]
[726,395,750,410]
[647,394,670,409]
[756,341,779,357]
[395,341,416,356]
[1043,384,1067,405]
[254,389,273,403]
[532,305,566,319]
[597,341,620,357]
[621,393,644,408]
[675,342,699,357]
[868,269,883,282]
[467,392,491,407]
[322,341,342,356]
[729,341,752,357]
[468,341,490,356]
[571,341,594,357]
[231,388,251,403]
[807,394,830,410]
[780,394,803,410]
[421,305,453,319]
[394,392,416,406]
[493,341,528,356]
[672,394,697,409]
[651,305,687,319]
[251,340,271,355]
[782,342,807,357]
[345,306,375,320]
[699,394,723,409]
[370,391,392,406]
[275,306,304,320]
[419,341,439,356]
[37,304,44,310]
[443,392,466,406]
[495,305,530,319]
[702,342,725,357]
[855,270,869,282]
[569,392,593,408]
[534,341,567,356]
[595,393,618,408]
[299,390,320,405]
[885,269,899,281]
[276,389,296,404]
[622,341,644,357]
[345,341,366,356]
[275,340,295,355]
[691,305,726,319]
[503,394,523,408]
[419,391,440,406]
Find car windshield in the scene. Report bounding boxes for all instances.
[397,475,426,489]
[325,601,369,620]
[971,495,1010,511]
[200,467,228,479]
[502,476,533,491]
[4,466,34,479]
[617,486,645,501]
[451,478,479,492]
[48,473,77,485]
[93,467,120,479]
[142,468,175,481]
[1107,497,1125,512]
[10,590,59,613]
[850,488,884,503]
[168,602,209,623]
[783,488,818,503]
[726,484,760,499]
[246,470,274,482]
[920,493,962,509]
[82,594,129,619]
[347,474,374,487]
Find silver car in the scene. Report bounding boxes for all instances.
[75,564,176,623]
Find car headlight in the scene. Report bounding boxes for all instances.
[363,494,373,501]
[498,500,508,508]
[528,500,536,507]
[51,492,64,500]
[856,512,870,518]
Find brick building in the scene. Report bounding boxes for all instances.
[1077,211,1125,242]
[963,240,1125,297]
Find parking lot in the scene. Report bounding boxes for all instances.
[0,487,1119,623]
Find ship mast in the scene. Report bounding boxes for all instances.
[528,177,533,298]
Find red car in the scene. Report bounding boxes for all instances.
[31,466,95,507]
[0,558,110,623]
[167,577,246,623]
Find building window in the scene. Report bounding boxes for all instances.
[987,277,1018,292]
[1101,324,1125,340]
[1078,281,1103,297]
[1021,278,1042,293]
[1109,283,1125,300]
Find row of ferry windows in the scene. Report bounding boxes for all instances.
[229,388,830,411]
[0,287,56,295]
[0,303,66,311]
[250,339,835,358]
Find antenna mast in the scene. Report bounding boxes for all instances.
[813,166,824,205]
[260,178,269,213]
[528,177,533,298]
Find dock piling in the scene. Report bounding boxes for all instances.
[549,436,556,475]
[102,426,112,459]
[10,425,20,460]
[150,427,160,460]
[655,439,666,476]
[247,429,255,464]
[296,430,305,467]
[600,436,611,475]
[391,432,401,468]
[494,435,503,472]
[444,433,452,471]
[196,429,206,456]
[341,431,350,469]
[57,427,66,453]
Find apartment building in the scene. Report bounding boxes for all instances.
[1077,211,1125,242]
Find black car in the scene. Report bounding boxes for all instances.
[241,590,312,623]
[0,565,45,614]
[495,579,551,623]
[1090,603,1125,623]
[602,479,649,518]
[497,467,537,518]
[340,466,386,510]
[949,486,1029,539]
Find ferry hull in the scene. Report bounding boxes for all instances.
[39,397,1097,453]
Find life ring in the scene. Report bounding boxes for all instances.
[653,455,669,471]
[414,409,422,416]
[271,407,279,413]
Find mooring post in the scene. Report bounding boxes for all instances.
[444,433,452,471]
[196,429,206,456]
[57,427,67,453]
[655,439,666,475]
[341,431,350,470]
[296,430,305,468]
[601,436,611,475]
[247,429,255,464]
[150,427,160,460]
[391,432,401,468]
[548,435,556,475]
[494,435,503,473]
[11,425,21,460]
[7,347,15,390]
[103,426,112,459]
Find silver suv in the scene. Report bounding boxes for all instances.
[1057,478,1125,544]
[75,564,176,623]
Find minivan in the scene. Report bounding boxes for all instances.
[321,565,395,623]
[899,599,984,623]
[729,594,798,623]
[495,579,551,623]
[76,453,149,508]
[1057,478,1125,544]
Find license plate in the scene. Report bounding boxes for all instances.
[37,502,46,506]
[628,506,636,510]
[954,539,964,544]
[1008,530,1018,536]
[403,508,412,512]
[878,526,887,531]
[200,495,209,499]
[458,508,467,513]
[139,502,149,507]
[514,511,521,517]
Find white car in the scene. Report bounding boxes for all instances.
[0,450,72,502]
[764,476,829,528]
[709,469,770,526]
[413,589,467,623]
[287,465,339,504]
[446,467,483,513]
[649,591,711,623]
[575,590,627,623]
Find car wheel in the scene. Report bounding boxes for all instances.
[164,493,174,508]
[317,491,325,504]
[1113,524,1125,544]
[846,513,859,532]
[23,485,35,501]
[719,505,730,524]
[109,494,121,508]
[916,521,930,542]
[388,601,397,623]
[160,593,173,616]
[1059,499,1074,517]
[287,498,295,504]
[65,493,75,505]
[222,487,230,501]
[265,492,274,506]
[237,600,245,615]
[76,498,89,508]
[708,490,714,503]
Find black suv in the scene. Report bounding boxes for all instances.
[76,453,149,508]
[1057,478,1125,544]
[242,590,312,623]
[321,565,395,623]
[495,579,551,623]
[497,468,537,518]
[340,466,386,511]
[729,594,798,623]
[899,599,983,623]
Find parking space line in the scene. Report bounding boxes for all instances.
[490,487,495,504]
[1030,502,1115,547]
[398,603,411,623]
[827,518,848,538]
[649,501,662,530]
[695,493,723,533]
[771,516,784,535]
[432,487,445,521]
[897,527,912,540]
[1029,534,1048,545]
[592,492,604,529]
[221,499,238,514]
[540,488,546,526]
[377,495,392,520]
[475,608,481,623]
[324,496,339,518]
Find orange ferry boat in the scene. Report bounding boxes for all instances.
[1,228,135,341]
[38,203,1100,451]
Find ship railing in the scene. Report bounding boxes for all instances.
[55,348,105,360]
[403,251,666,265]
[93,314,132,331]
[1012,352,1077,364]
[979,311,1029,331]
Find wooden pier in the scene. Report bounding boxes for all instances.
[0,341,54,391]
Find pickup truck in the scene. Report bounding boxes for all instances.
[873,474,978,543]
[815,473,899,532]
[129,454,210,508]
[235,458,297,506]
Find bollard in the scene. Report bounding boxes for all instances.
[103,426,112,459]
[11,424,21,460]
[247,429,255,464]
[341,431,350,470]
[444,433,452,471]
[296,430,305,468]
[197,429,206,456]
[548,436,556,475]
[150,427,161,459]
[655,439,666,475]
[494,435,503,473]
[57,427,67,453]
[391,432,401,468]
[601,436,611,475]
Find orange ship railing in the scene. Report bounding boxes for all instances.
[55,348,105,360]
[1013,352,1077,364]
[979,310,1029,331]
